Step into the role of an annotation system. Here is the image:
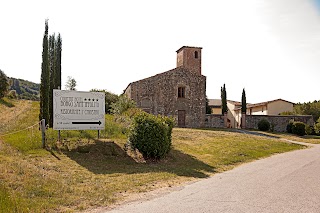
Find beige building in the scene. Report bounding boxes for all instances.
[208,98,294,128]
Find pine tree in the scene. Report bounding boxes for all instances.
[241,88,246,114]
[39,20,50,122]
[221,84,228,114]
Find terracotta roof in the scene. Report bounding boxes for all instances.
[208,99,242,106]
[246,98,295,109]
[227,100,242,106]
[176,46,202,53]
[233,98,294,111]
[208,99,221,106]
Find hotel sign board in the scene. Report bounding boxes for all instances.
[53,90,105,130]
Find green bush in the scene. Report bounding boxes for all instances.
[292,122,306,136]
[314,118,320,135]
[110,95,136,115]
[286,120,294,133]
[258,119,270,131]
[128,112,174,160]
[305,125,314,135]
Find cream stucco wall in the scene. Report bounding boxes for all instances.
[248,106,268,115]
[267,100,293,115]
[227,102,240,128]
[211,108,221,115]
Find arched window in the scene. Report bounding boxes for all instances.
[178,87,185,98]
[194,51,198,59]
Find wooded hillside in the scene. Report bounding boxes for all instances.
[8,77,40,100]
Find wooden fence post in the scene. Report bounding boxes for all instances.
[41,119,46,149]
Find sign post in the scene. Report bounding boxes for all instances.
[53,90,105,130]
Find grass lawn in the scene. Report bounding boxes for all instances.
[249,130,320,144]
[0,99,306,212]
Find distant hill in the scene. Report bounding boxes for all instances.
[9,77,40,101]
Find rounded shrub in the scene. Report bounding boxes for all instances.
[128,112,174,160]
[305,125,314,135]
[286,120,294,133]
[292,122,306,136]
[258,119,270,131]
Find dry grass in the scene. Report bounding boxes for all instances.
[249,130,320,144]
[0,100,305,212]
[0,98,35,134]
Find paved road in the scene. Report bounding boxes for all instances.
[106,141,320,213]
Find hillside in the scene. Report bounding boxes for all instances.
[0,99,308,212]
[8,77,40,100]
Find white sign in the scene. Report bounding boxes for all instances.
[53,90,105,130]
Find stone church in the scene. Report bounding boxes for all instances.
[124,46,206,128]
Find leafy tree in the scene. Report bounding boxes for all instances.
[241,88,246,114]
[294,100,320,121]
[0,69,9,99]
[39,20,50,122]
[221,84,227,114]
[65,76,77,90]
[90,89,119,114]
[110,94,136,115]
[315,118,320,135]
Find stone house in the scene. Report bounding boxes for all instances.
[124,46,206,128]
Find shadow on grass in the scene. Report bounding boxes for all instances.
[63,140,214,178]
[0,98,15,107]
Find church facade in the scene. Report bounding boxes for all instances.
[124,46,206,128]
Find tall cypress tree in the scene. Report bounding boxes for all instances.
[55,33,62,89]
[241,88,247,114]
[48,34,56,127]
[39,20,50,122]
[221,84,228,114]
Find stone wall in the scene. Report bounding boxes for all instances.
[125,67,206,128]
[205,114,225,128]
[245,115,314,132]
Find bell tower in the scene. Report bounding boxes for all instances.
[176,46,202,75]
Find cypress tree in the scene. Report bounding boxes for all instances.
[55,33,62,89]
[221,84,228,114]
[39,20,50,122]
[48,34,56,127]
[241,88,247,114]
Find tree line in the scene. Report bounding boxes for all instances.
[39,20,62,127]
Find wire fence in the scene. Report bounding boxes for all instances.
[0,118,127,152]
[0,122,40,138]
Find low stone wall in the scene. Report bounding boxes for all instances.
[245,115,314,132]
[205,114,225,128]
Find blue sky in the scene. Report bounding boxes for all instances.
[313,0,320,9]
[0,0,319,104]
